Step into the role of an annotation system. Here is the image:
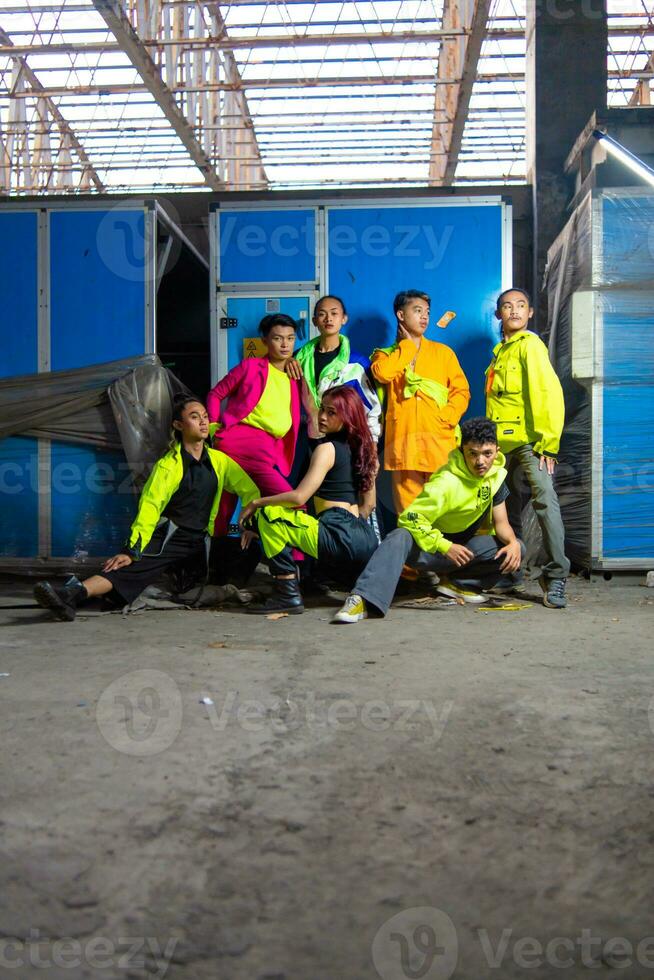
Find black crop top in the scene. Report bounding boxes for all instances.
[315,433,358,504]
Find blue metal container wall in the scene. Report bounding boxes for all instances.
[48,208,150,556]
[50,445,136,558]
[0,205,152,560]
[0,211,40,557]
[326,204,504,417]
[0,210,39,379]
[0,436,39,558]
[50,209,148,371]
[219,209,316,284]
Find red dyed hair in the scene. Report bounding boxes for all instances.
[321,385,378,493]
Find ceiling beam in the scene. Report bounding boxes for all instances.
[429,0,492,186]
[204,2,267,187]
[628,49,654,105]
[0,29,469,56]
[0,26,105,192]
[91,0,224,189]
[5,71,524,98]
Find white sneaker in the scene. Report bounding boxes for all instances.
[332,594,368,623]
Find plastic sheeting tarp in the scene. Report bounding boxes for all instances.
[545,188,654,568]
[0,355,191,490]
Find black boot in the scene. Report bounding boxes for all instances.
[247,576,304,615]
[33,575,88,622]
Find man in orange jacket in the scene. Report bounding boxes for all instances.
[371,289,470,513]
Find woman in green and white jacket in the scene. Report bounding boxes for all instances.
[287,295,382,442]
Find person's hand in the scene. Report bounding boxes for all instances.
[446,542,474,567]
[496,539,522,573]
[240,528,259,550]
[538,454,556,475]
[102,553,133,572]
[239,501,260,528]
[285,358,303,381]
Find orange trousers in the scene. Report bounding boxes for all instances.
[391,469,431,514]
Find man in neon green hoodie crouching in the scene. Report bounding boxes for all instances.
[333,417,523,622]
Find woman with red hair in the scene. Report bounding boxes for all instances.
[238,385,379,614]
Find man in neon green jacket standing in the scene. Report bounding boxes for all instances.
[485,288,569,608]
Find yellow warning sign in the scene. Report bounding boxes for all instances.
[243,337,267,359]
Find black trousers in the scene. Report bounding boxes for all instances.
[270,507,378,588]
[103,523,208,604]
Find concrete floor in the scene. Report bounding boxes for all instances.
[1,575,654,980]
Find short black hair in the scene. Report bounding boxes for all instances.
[393,289,431,315]
[258,313,297,338]
[496,287,531,311]
[460,417,498,447]
[314,294,347,317]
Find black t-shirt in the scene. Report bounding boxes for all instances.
[315,433,358,504]
[162,446,218,531]
[313,343,341,384]
[447,480,510,544]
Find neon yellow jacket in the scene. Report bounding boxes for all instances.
[126,441,259,558]
[398,448,507,554]
[485,330,565,457]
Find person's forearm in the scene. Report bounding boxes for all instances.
[252,489,304,510]
[495,522,518,547]
[358,486,376,519]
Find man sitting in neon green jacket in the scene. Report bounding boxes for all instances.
[33,396,259,622]
[485,287,569,609]
[333,417,523,622]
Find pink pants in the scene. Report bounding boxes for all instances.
[213,424,303,561]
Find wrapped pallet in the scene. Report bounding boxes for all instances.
[545,188,654,570]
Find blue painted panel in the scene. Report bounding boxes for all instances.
[50,209,147,371]
[225,296,312,372]
[50,444,136,558]
[0,437,39,557]
[219,210,316,284]
[327,205,504,417]
[601,291,654,560]
[0,211,38,379]
[596,193,654,286]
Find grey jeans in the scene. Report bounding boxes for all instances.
[505,444,570,580]
[353,528,514,616]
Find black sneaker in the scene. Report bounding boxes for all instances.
[538,575,567,609]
